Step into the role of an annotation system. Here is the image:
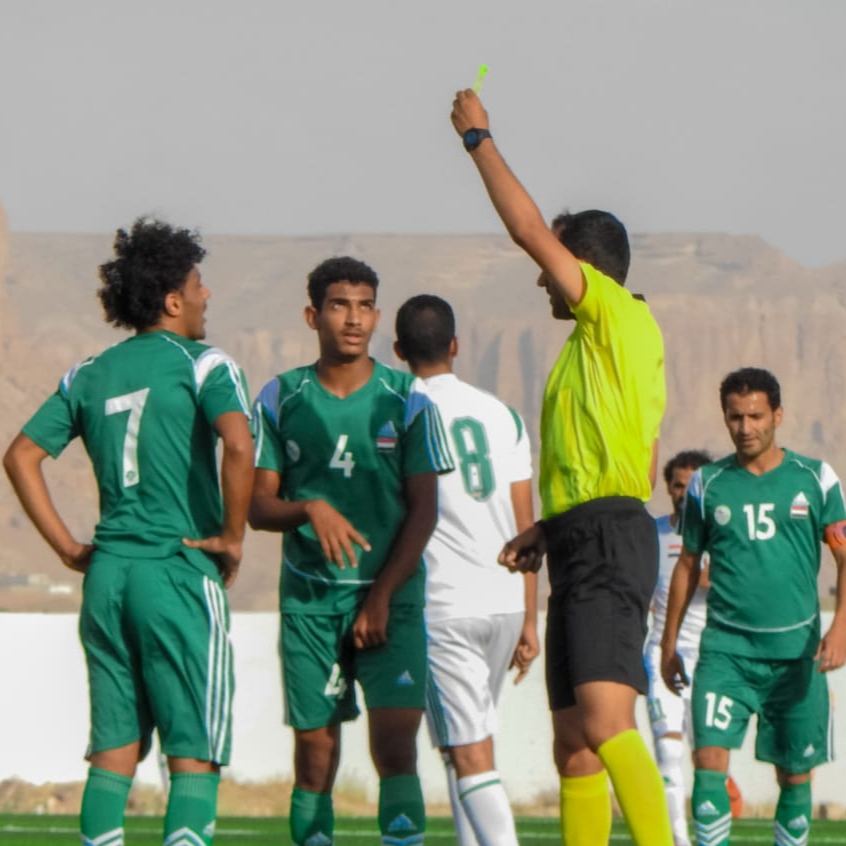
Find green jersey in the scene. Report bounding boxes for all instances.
[254,360,454,614]
[22,330,251,565]
[682,449,846,659]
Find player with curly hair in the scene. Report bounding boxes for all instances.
[3,217,254,846]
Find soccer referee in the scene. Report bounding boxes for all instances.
[452,90,671,846]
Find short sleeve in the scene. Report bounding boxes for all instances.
[504,406,532,483]
[402,391,455,478]
[680,469,708,555]
[253,378,286,473]
[570,262,631,326]
[195,348,252,424]
[21,386,78,458]
[820,461,846,533]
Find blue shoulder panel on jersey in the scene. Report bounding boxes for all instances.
[59,357,95,397]
[256,378,282,426]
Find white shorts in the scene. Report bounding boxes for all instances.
[644,641,699,743]
[425,612,523,748]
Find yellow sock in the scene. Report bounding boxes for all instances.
[598,729,673,846]
[559,770,611,846]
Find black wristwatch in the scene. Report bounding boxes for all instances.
[462,128,492,152]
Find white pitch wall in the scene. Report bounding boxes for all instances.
[1,612,843,806]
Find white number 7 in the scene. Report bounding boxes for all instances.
[105,388,150,488]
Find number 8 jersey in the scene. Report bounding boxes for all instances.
[253,361,454,614]
[682,450,846,660]
[22,330,252,560]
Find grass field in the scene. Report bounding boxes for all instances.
[2,815,846,845]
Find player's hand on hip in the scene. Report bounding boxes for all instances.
[510,621,540,685]
[353,591,389,649]
[451,89,489,136]
[660,648,689,696]
[304,499,371,569]
[815,620,846,672]
[183,535,243,588]
[60,540,95,574]
[498,523,547,573]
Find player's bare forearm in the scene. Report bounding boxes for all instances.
[817,544,846,672]
[451,89,584,305]
[185,412,255,586]
[369,472,438,601]
[3,433,93,572]
[661,547,702,692]
[248,468,308,532]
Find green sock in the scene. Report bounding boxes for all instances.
[80,767,132,846]
[692,769,731,846]
[378,774,425,845]
[774,781,811,846]
[164,772,220,845]
[290,787,334,846]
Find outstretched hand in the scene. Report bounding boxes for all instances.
[451,89,490,137]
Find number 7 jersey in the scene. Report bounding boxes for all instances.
[253,360,454,614]
[682,449,846,660]
[21,330,252,560]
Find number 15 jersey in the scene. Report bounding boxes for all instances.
[254,360,454,614]
[682,449,846,660]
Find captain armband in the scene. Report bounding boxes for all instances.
[824,520,846,550]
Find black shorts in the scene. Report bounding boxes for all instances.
[543,496,658,710]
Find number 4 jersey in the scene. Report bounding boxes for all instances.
[22,330,252,560]
[253,360,454,614]
[682,449,846,660]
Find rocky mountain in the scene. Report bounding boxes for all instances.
[1,210,844,610]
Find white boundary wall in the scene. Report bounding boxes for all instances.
[1,612,843,805]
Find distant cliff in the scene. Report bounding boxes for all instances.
[2,230,844,609]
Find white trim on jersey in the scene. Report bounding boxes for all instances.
[284,557,375,586]
[203,577,232,764]
[194,347,251,414]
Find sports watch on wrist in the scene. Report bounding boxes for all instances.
[462,128,492,152]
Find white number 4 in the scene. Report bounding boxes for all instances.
[704,692,734,730]
[329,434,355,478]
[105,388,150,488]
[324,663,348,697]
[743,503,776,540]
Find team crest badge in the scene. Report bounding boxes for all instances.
[790,492,809,519]
[286,440,301,462]
[376,421,398,451]
[714,505,731,526]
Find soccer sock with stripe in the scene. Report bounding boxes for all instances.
[559,770,611,846]
[456,770,518,846]
[774,780,811,846]
[378,774,425,846]
[442,755,479,846]
[597,729,673,846]
[656,736,692,845]
[691,769,731,846]
[80,766,132,846]
[163,771,220,846]
[290,787,334,846]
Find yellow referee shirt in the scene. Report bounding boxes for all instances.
[539,262,665,518]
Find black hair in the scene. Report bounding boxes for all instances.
[551,209,630,285]
[719,367,781,411]
[663,449,712,485]
[307,256,379,310]
[395,294,456,367]
[97,217,205,331]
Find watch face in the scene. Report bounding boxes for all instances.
[466,130,480,145]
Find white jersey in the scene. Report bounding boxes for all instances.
[414,373,532,622]
[646,514,707,652]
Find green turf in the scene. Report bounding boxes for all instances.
[1,814,845,844]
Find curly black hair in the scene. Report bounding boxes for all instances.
[307,256,379,310]
[663,449,712,485]
[97,217,206,331]
[719,367,781,412]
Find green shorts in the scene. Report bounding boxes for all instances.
[692,650,832,773]
[80,550,233,764]
[280,604,427,730]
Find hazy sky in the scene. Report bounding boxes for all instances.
[2,0,845,266]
